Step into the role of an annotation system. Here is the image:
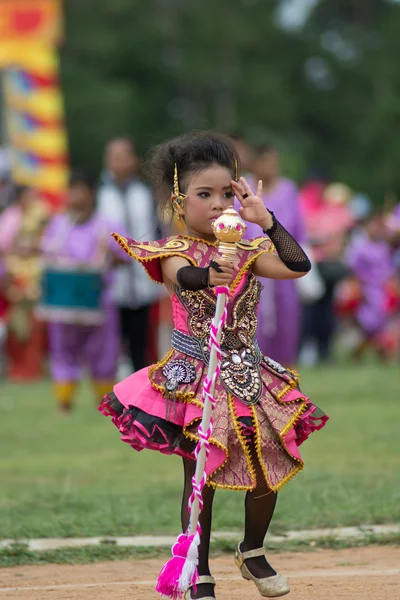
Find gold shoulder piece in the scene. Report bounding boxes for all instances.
[236,237,266,250]
[129,238,190,253]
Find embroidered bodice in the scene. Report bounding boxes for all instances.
[113,233,275,404]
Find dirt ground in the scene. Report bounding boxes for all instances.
[1,546,399,600]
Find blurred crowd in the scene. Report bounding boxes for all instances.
[0,135,399,409]
[0,138,162,409]
[231,135,400,367]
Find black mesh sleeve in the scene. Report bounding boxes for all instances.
[264,212,311,272]
[177,266,210,290]
[176,261,223,290]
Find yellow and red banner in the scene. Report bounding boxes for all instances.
[0,0,67,210]
[0,0,62,44]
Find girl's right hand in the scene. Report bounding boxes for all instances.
[209,259,236,287]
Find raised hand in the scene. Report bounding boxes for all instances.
[232,177,273,231]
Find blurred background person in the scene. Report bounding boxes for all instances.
[0,259,7,378]
[386,201,400,358]
[0,148,13,213]
[345,212,394,361]
[387,200,400,263]
[237,143,306,366]
[0,149,12,376]
[349,193,373,234]
[39,170,128,411]
[230,133,254,176]
[97,137,160,375]
[0,185,48,381]
[299,177,354,364]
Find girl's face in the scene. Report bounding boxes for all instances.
[180,165,234,240]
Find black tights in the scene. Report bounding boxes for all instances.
[182,444,277,599]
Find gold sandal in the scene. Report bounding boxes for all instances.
[234,543,290,597]
[184,575,216,600]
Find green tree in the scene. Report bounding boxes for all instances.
[296,0,400,199]
[60,0,400,201]
[61,1,303,172]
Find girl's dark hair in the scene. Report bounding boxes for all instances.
[68,168,96,190]
[146,131,239,217]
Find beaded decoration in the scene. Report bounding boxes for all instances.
[163,360,196,393]
[264,356,287,375]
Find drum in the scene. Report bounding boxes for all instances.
[37,264,104,325]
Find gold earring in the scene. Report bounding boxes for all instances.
[173,198,183,215]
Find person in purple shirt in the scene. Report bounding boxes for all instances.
[388,204,400,296]
[346,212,394,358]
[40,170,128,411]
[236,144,306,366]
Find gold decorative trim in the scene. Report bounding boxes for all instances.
[280,400,307,438]
[207,476,255,492]
[230,238,275,293]
[148,348,174,380]
[236,237,274,251]
[181,234,274,253]
[274,401,307,491]
[183,417,228,455]
[262,362,310,489]
[182,402,257,492]
[287,367,300,381]
[227,394,257,487]
[230,250,266,293]
[113,233,275,292]
[148,349,203,408]
[181,235,218,247]
[112,234,196,284]
[251,398,307,493]
[128,238,191,253]
[251,403,276,490]
[275,377,300,402]
[204,396,259,492]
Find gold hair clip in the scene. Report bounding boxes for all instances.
[173,163,180,197]
[234,158,239,182]
[172,163,186,219]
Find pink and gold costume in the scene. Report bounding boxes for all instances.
[99,234,328,492]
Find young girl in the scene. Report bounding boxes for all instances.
[99,132,328,599]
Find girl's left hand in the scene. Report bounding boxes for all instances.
[232,177,273,231]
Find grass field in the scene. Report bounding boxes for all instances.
[1,363,400,542]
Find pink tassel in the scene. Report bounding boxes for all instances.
[156,532,200,599]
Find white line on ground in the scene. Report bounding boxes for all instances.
[1,568,399,593]
[0,523,398,552]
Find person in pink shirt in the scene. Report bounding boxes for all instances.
[300,177,354,362]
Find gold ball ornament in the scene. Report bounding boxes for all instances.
[212,207,246,243]
[212,207,246,260]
